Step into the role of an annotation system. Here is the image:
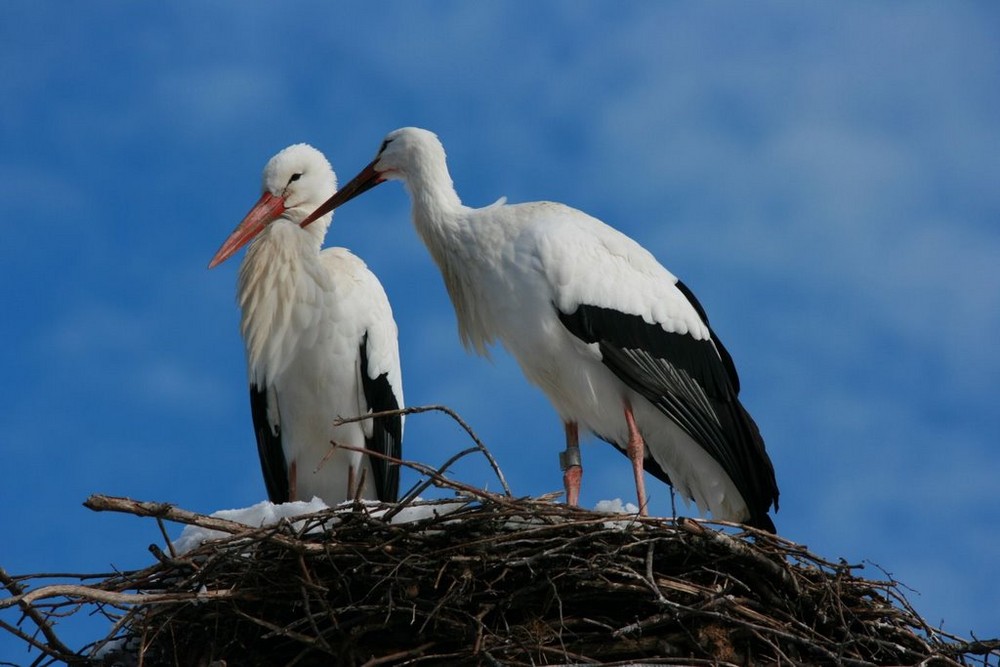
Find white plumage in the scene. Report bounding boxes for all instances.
[210,144,404,505]
[303,128,777,530]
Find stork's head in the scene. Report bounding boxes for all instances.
[369,127,445,181]
[300,127,449,227]
[209,143,336,269]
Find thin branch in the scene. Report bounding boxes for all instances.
[83,495,326,554]
[319,441,518,522]
[359,641,435,667]
[0,566,75,657]
[332,404,512,496]
[0,584,235,610]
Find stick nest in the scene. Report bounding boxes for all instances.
[4,493,998,666]
[2,408,997,665]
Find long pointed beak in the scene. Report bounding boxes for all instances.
[209,192,286,269]
[300,158,384,228]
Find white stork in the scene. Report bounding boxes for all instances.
[210,144,404,505]
[301,128,778,531]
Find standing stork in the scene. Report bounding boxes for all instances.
[301,128,779,530]
[210,144,404,505]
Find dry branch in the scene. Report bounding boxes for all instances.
[332,404,513,498]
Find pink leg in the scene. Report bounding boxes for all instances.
[623,403,649,516]
[559,421,583,506]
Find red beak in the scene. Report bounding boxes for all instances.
[300,158,384,228]
[209,191,286,269]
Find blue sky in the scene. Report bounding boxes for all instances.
[2,2,998,658]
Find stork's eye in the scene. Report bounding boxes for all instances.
[378,139,391,155]
[289,173,302,184]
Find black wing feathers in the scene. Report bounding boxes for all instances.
[249,384,290,504]
[359,333,403,502]
[557,294,778,532]
[675,280,740,393]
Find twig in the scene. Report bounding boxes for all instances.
[0,566,75,657]
[0,615,68,664]
[156,516,176,559]
[83,495,326,554]
[321,442,518,522]
[359,641,435,666]
[332,404,512,497]
[0,584,235,610]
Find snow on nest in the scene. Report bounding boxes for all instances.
[172,497,330,554]
[172,496,472,555]
[173,497,642,554]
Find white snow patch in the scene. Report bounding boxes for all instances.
[171,497,471,554]
[91,634,140,661]
[173,497,329,554]
[378,500,470,524]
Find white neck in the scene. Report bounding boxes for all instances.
[398,156,505,356]
[403,157,462,221]
[290,208,332,250]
